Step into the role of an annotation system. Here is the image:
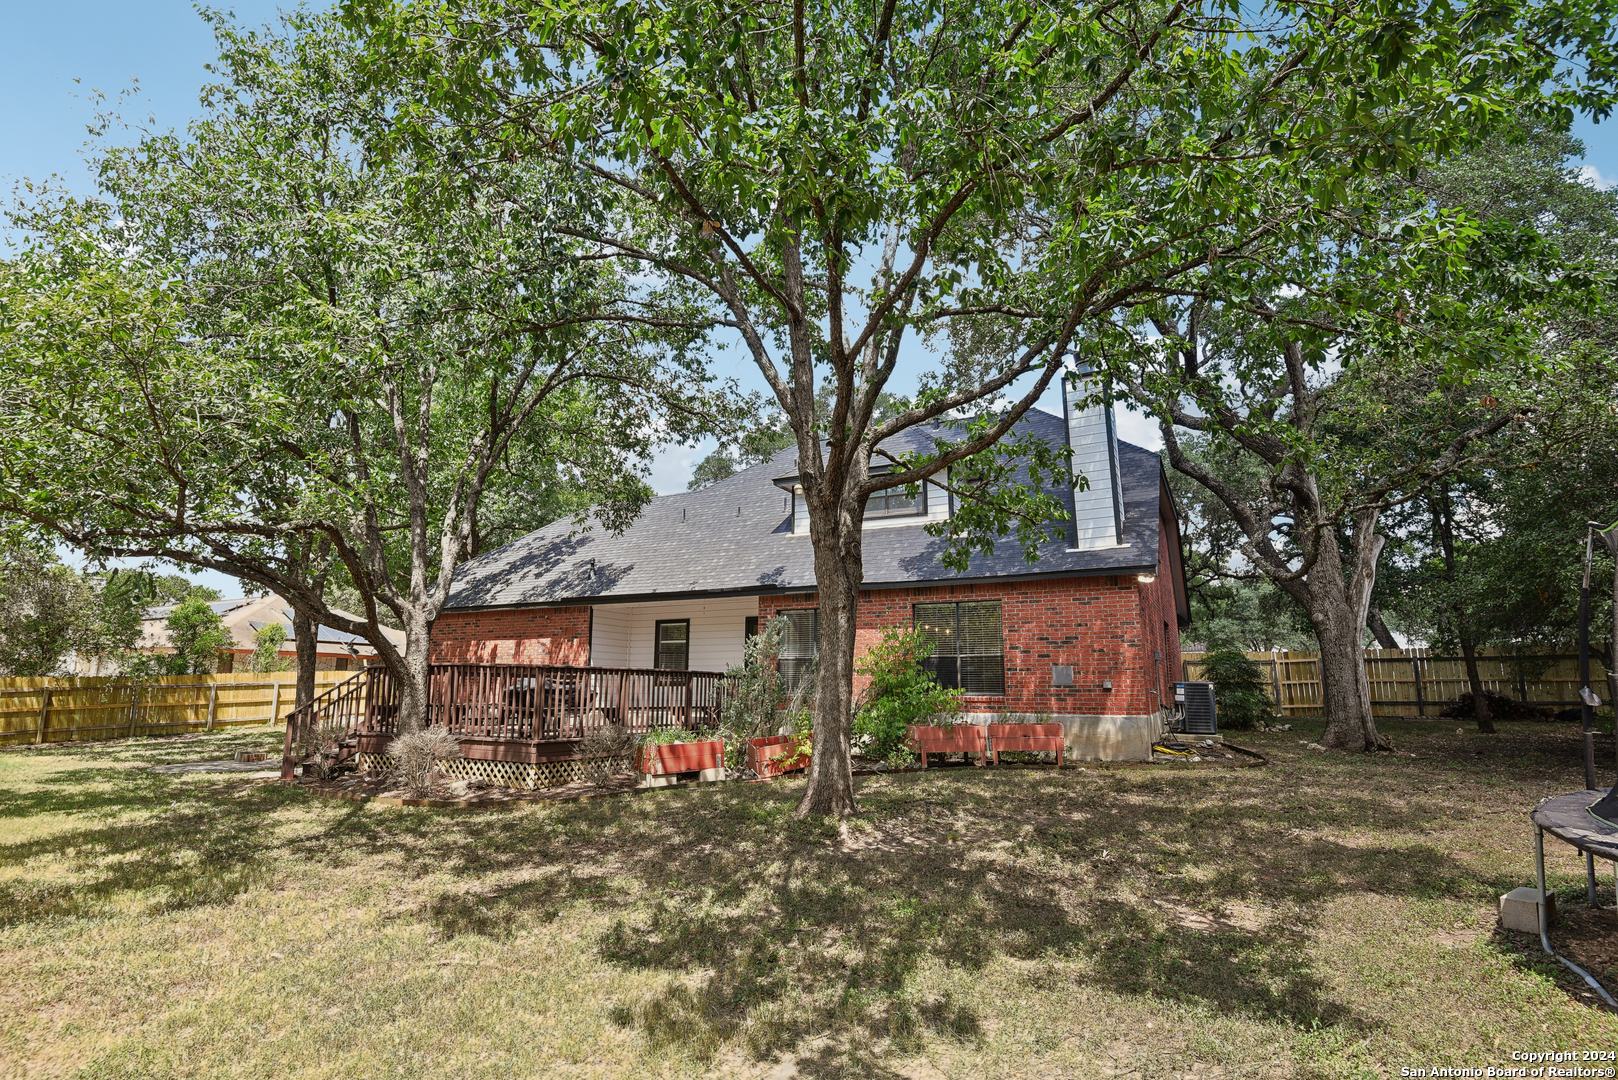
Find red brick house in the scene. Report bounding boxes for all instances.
[433,382,1189,760]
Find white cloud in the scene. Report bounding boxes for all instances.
[1579,164,1615,191]
[647,438,716,496]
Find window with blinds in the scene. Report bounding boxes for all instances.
[654,620,690,670]
[777,609,818,691]
[913,600,1005,694]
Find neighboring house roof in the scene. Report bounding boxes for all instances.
[138,594,406,655]
[445,408,1185,613]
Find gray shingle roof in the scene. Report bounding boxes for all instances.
[445,408,1168,610]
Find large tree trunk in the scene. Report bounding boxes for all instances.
[1312,521,1384,751]
[1315,607,1379,751]
[395,609,434,735]
[292,608,318,711]
[1459,642,1496,733]
[798,517,861,818]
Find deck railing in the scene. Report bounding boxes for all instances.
[360,663,727,744]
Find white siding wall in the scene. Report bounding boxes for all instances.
[1066,377,1126,550]
[790,480,950,533]
[589,596,760,672]
[589,604,633,667]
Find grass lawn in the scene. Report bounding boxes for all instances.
[1,721,1615,1079]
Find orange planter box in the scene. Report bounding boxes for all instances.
[747,735,809,778]
[986,722,1065,766]
[907,724,987,768]
[636,739,724,775]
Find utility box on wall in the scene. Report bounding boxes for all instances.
[1175,681,1217,734]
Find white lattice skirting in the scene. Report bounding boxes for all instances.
[355,753,631,790]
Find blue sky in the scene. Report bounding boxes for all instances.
[5,1,1612,587]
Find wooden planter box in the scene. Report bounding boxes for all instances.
[747,735,809,778]
[986,722,1065,766]
[907,724,987,768]
[636,739,724,776]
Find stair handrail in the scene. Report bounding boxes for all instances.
[280,669,372,780]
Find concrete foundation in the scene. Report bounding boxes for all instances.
[956,711,1164,762]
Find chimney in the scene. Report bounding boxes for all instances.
[1063,363,1125,550]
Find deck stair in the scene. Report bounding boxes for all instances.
[279,671,369,780]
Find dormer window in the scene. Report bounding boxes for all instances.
[866,484,923,518]
[865,466,926,519]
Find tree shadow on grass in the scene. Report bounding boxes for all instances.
[380,765,1525,1067]
[0,770,316,926]
[5,724,1592,1071]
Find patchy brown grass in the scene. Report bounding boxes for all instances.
[0,720,1615,1079]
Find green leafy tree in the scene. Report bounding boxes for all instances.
[0,537,98,676]
[246,623,293,674]
[346,0,1618,806]
[853,628,961,765]
[163,597,233,675]
[1167,435,1313,652]
[150,576,221,605]
[1118,126,1617,750]
[1371,122,1618,728]
[0,12,732,731]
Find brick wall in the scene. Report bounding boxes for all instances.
[759,572,1180,717]
[428,565,1185,719]
[430,606,591,665]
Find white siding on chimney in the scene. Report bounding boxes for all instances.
[589,596,761,671]
[1066,375,1127,550]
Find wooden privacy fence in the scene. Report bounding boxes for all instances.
[0,671,354,747]
[1182,649,1616,718]
[1184,650,1611,718]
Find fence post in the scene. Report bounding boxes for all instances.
[206,682,219,732]
[127,683,139,739]
[1516,655,1528,703]
[1411,656,1425,717]
[270,680,280,726]
[36,687,51,744]
[1270,656,1282,710]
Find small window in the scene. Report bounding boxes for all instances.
[654,620,690,670]
[777,609,818,691]
[333,656,349,672]
[914,600,1004,694]
[745,616,760,642]
[866,482,924,518]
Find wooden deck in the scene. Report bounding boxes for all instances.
[357,663,727,763]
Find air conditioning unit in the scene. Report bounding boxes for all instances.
[1175,682,1217,735]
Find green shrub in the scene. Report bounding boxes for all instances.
[854,628,962,763]
[639,728,700,747]
[1198,648,1274,731]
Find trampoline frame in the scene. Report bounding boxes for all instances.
[1530,792,1618,1007]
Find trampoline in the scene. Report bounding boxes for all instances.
[1529,790,1618,1005]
